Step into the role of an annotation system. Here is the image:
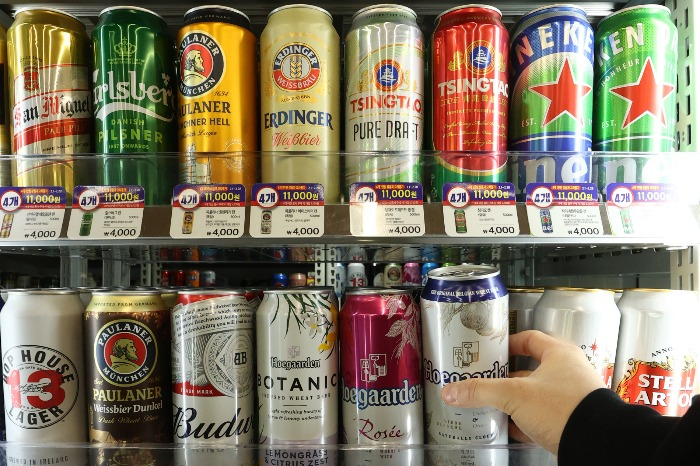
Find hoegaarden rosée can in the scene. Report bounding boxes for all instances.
[177,6,258,199]
[344,4,424,194]
[93,6,178,205]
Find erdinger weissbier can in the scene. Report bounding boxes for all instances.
[507,287,544,372]
[1,290,87,465]
[533,287,620,388]
[613,289,700,416]
[420,265,508,446]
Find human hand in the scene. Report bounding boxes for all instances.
[441,330,606,454]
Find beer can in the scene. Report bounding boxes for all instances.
[420,262,438,286]
[420,265,508,445]
[327,262,347,297]
[306,272,316,286]
[8,8,92,197]
[346,263,368,288]
[1,213,13,238]
[343,447,422,466]
[507,287,544,372]
[289,272,307,287]
[347,246,368,262]
[533,287,620,388]
[260,4,341,203]
[187,269,201,287]
[271,273,288,287]
[0,25,10,187]
[161,269,170,287]
[201,270,216,287]
[182,211,194,235]
[344,4,424,194]
[402,262,421,286]
[173,269,185,287]
[177,6,258,200]
[257,288,339,443]
[384,263,402,287]
[93,6,178,206]
[341,288,423,444]
[613,289,700,416]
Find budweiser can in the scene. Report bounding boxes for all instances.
[613,289,700,416]
[260,4,341,202]
[533,287,620,388]
[257,288,339,444]
[507,287,544,372]
[341,288,423,444]
[1,289,87,465]
[420,265,508,445]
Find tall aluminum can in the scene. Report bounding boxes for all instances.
[1,289,87,465]
[613,289,699,416]
[430,5,509,201]
[260,4,341,202]
[93,6,178,205]
[0,25,10,187]
[171,290,255,465]
[85,290,172,464]
[507,287,544,372]
[346,262,368,287]
[8,8,92,196]
[177,6,258,200]
[420,265,509,448]
[257,288,339,444]
[344,4,424,194]
[341,288,423,445]
[533,287,620,388]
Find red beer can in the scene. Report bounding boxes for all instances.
[173,270,185,287]
[161,269,170,287]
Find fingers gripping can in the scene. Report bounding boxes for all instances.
[420,265,509,445]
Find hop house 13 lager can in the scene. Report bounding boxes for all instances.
[341,288,423,445]
[420,265,509,445]
[613,289,699,416]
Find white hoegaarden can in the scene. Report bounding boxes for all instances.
[507,287,544,372]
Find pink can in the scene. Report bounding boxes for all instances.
[402,262,421,286]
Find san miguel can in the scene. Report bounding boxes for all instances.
[177,6,259,200]
[93,6,178,205]
[613,289,699,416]
[344,4,424,194]
[8,8,92,196]
[260,4,341,203]
[420,266,508,447]
[1,290,87,465]
[533,287,620,388]
[430,5,509,201]
[0,25,10,188]
[85,290,172,463]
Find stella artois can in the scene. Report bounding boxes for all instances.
[1,289,87,465]
[420,265,509,448]
[507,287,544,372]
[533,287,620,388]
[260,4,341,202]
[177,6,258,200]
[613,289,700,416]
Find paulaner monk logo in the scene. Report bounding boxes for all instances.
[94,319,158,387]
[178,31,225,97]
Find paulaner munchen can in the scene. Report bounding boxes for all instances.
[93,6,178,205]
[177,6,259,200]
[344,4,424,194]
[613,289,699,416]
[507,287,544,372]
[533,287,620,388]
[420,265,508,446]
[260,4,341,203]
[1,289,87,465]
[0,25,10,187]
[8,8,92,196]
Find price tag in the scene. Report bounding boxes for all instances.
[526,183,603,237]
[442,182,519,237]
[169,184,245,239]
[67,186,144,240]
[0,187,66,241]
[349,182,424,237]
[606,183,699,237]
[249,183,324,238]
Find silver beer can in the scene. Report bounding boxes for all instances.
[420,265,509,446]
[507,287,544,372]
[257,287,339,443]
[346,262,368,288]
[613,288,700,416]
[533,287,620,388]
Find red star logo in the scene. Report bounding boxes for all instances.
[609,57,675,129]
[530,58,591,127]
[590,339,598,356]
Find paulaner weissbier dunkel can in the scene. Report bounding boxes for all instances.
[177,6,258,200]
[8,8,92,196]
[260,5,341,202]
[93,6,178,205]
[257,288,339,444]
[613,289,699,416]
[420,265,508,445]
[344,4,424,194]
[1,289,87,465]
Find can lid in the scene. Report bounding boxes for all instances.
[507,287,545,293]
[519,4,586,21]
[598,4,670,28]
[268,4,332,21]
[99,6,166,22]
[263,286,334,295]
[436,4,502,22]
[8,288,78,295]
[345,287,412,296]
[544,286,613,293]
[427,264,500,280]
[14,7,83,24]
[91,290,162,296]
[351,4,417,22]
[621,288,691,294]
[183,5,251,29]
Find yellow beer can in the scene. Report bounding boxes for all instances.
[0,25,11,186]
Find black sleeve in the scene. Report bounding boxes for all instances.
[558,388,700,466]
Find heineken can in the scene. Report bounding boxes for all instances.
[0,25,10,187]
[260,4,341,202]
[93,6,178,205]
[344,4,424,194]
[177,6,259,200]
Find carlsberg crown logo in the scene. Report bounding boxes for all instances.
[114,39,136,57]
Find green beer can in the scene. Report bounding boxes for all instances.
[92,6,177,205]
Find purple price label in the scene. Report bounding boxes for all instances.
[73,185,145,211]
[526,183,598,208]
[0,186,66,212]
[607,183,676,207]
[252,183,324,208]
[172,184,245,209]
[442,182,515,207]
[350,182,423,205]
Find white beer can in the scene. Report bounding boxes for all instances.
[613,288,700,416]
[507,287,544,372]
[346,262,368,287]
